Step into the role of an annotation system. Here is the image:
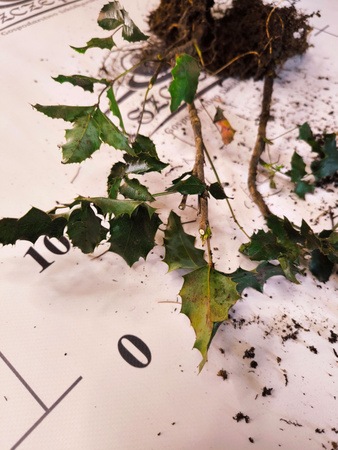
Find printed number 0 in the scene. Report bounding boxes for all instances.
[118,335,152,368]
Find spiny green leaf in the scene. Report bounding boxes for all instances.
[0,208,67,245]
[311,133,338,181]
[67,202,106,253]
[107,162,126,199]
[298,122,323,155]
[278,256,301,284]
[287,151,307,182]
[245,229,284,261]
[52,75,109,92]
[166,175,206,195]
[62,114,101,163]
[123,154,168,174]
[93,108,135,154]
[108,205,161,266]
[107,87,125,132]
[294,180,315,199]
[169,54,200,112]
[180,266,241,371]
[76,196,146,217]
[132,134,158,158]
[71,36,116,54]
[309,248,334,283]
[119,177,155,201]
[33,104,96,122]
[98,1,148,42]
[163,211,206,271]
[229,262,285,294]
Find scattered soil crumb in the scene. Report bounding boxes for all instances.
[243,347,255,359]
[233,412,250,423]
[262,387,273,397]
[217,369,228,380]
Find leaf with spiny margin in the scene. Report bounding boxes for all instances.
[52,75,109,92]
[108,204,161,266]
[0,207,67,245]
[278,256,301,284]
[309,248,334,283]
[169,54,200,112]
[123,154,168,174]
[107,162,125,199]
[33,104,96,122]
[298,122,323,155]
[62,114,101,163]
[98,2,148,42]
[166,175,206,195]
[107,87,125,133]
[243,229,284,261]
[180,266,241,371]
[229,261,285,295]
[294,180,315,199]
[285,151,314,199]
[132,134,158,158]
[163,211,207,271]
[93,108,134,154]
[311,133,338,181]
[76,196,150,217]
[119,177,155,201]
[67,202,106,254]
[71,36,116,54]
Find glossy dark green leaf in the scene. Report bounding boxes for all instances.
[98,2,148,42]
[132,134,158,158]
[245,230,284,261]
[52,75,109,92]
[298,122,323,155]
[0,208,67,245]
[309,248,334,283]
[169,54,200,112]
[278,256,301,284]
[287,151,307,182]
[67,202,106,253]
[107,87,125,132]
[107,162,126,199]
[229,262,285,294]
[33,104,96,122]
[166,175,206,195]
[123,154,168,174]
[208,182,229,200]
[62,114,101,163]
[108,205,161,266]
[119,177,155,201]
[311,133,338,181]
[294,180,315,199]
[76,196,147,217]
[71,36,116,54]
[93,108,134,154]
[163,211,206,271]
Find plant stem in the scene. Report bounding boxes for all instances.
[188,101,213,266]
[248,68,275,217]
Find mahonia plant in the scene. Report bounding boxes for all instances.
[0,1,337,371]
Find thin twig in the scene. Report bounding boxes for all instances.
[248,69,275,217]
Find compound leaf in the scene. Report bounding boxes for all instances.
[180,266,241,371]
[71,36,116,54]
[108,204,161,266]
[169,54,200,112]
[163,211,206,271]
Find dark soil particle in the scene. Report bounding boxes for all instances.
[243,347,255,359]
[315,428,325,433]
[233,412,250,423]
[217,369,228,380]
[309,345,318,354]
[329,330,338,344]
[250,360,258,369]
[262,387,273,397]
[249,437,254,443]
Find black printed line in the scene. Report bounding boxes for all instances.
[0,351,48,411]
[11,376,83,450]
